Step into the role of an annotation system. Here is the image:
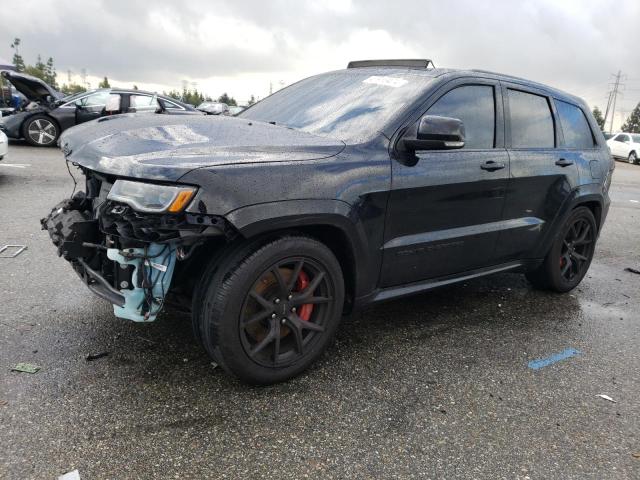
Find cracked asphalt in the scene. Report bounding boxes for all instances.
[1,144,639,479]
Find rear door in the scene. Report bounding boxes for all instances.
[381,79,509,287]
[493,83,579,263]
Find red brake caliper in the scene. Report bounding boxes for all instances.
[295,270,314,321]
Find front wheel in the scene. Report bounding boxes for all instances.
[526,207,597,292]
[22,115,59,147]
[197,236,345,384]
[628,151,637,165]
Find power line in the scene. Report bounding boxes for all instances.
[607,70,625,134]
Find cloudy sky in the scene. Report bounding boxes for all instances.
[1,0,639,128]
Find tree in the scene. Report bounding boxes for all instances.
[60,83,87,95]
[621,102,640,134]
[132,85,138,90]
[45,57,57,88]
[592,106,605,130]
[217,92,237,106]
[98,76,111,88]
[10,37,25,72]
[247,94,256,106]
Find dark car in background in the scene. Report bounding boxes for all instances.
[42,59,613,384]
[0,71,200,146]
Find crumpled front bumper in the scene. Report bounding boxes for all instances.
[41,196,178,322]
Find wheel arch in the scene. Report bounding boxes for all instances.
[224,199,376,310]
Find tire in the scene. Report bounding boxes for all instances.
[196,235,345,384]
[629,151,637,165]
[22,115,59,147]
[526,207,597,293]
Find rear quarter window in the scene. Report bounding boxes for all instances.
[555,100,595,149]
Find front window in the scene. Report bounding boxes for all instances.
[239,70,435,142]
[77,90,111,107]
[130,94,158,112]
[426,85,495,149]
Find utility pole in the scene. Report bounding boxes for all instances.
[603,90,613,129]
[609,70,623,134]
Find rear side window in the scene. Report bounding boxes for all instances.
[555,100,595,148]
[508,89,554,148]
[426,85,495,149]
[614,134,630,143]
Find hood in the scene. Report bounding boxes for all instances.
[1,70,64,103]
[60,114,345,181]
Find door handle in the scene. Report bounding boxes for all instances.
[555,158,574,167]
[480,161,506,171]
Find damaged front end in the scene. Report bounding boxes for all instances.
[41,170,230,322]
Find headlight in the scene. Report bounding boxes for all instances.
[107,180,197,213]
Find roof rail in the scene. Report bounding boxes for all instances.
[347,59,435,69]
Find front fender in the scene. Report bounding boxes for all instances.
[225,199,379,298]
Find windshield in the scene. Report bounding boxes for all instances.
[239,70,435,143]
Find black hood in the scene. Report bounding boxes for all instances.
[60,114,345,181]
[1,70,64,103]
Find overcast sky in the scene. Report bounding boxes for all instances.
[1,0,639,129]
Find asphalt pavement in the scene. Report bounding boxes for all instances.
[1,143,639,479]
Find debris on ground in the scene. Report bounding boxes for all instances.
[596,394,617,403]
[211,362,219,369]
[624,267,640,275]
[0,245,27,258]
[58,469,81,480]
[632,452,640,459]
[85,351,109,361]
[11,363,40,374]
[0,399,8,406]
[527,348,581,370]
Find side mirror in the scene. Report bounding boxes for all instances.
[403,115,465,151]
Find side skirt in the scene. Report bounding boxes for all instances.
[355,261,527,308]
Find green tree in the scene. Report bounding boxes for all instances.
[247,94,256,106]
[592,106,605,130]
[132,84,138,90]
[10,38,25,72]
[621,103,640,134]
[217,92,237,106]
[45,57,57,88]
[98,76,111,88]
[60,83,87,95]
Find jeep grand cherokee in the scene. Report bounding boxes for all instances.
[42,59,613,384]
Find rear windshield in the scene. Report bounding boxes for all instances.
[239,70,435,143]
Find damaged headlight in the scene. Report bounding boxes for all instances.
[107,180,197,213]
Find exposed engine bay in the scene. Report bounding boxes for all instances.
[41,168,230,322]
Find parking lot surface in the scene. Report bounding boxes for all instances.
[1,144,639,479]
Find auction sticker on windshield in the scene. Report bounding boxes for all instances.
[363,76,409,88]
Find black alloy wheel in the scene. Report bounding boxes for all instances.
[240,257,333,368]
[558,217,594,282]
[196,236,344,384]
[526,207,597,292]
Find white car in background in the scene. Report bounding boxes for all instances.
[0,130,8,160]
[606,132,640,164]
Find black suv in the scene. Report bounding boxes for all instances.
[43,60,613,384]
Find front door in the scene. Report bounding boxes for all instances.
[381,81,509,287]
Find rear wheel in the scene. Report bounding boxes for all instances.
[197,236,344,384]
[526,207,597,292]
[628,151,637,165]
[22,115,59,147]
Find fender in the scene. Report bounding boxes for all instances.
[224,199,379,298]
[0,109,49,139]
[530,183,606,259]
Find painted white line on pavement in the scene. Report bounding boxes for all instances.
[0,163,30,168]
[630,200,639,203]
